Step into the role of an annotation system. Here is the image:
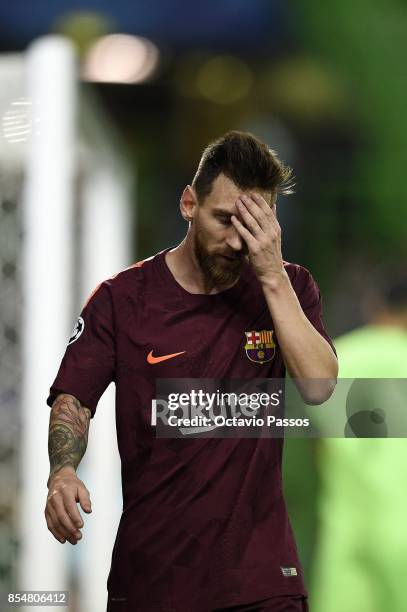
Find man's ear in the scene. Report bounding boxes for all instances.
[180,185,198,222]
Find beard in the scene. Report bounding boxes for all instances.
[194,229,248,293]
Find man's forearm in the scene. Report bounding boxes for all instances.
[47,393,91,487]
[262,272,338,402]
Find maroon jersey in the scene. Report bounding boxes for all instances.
[47,247,335,611]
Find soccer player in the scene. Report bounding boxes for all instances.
[44,131,338,611]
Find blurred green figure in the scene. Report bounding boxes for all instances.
[311,268,407,612]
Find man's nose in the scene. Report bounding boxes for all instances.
[226,227,243,252]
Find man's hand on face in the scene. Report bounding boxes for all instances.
[231,192,287,286]
[45,466,92,545]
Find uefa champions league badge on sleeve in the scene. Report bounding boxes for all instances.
[68,316,84,345]
[244,330,275,364]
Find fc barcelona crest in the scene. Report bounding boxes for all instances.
[244,330,275,364]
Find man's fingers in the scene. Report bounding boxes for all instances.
[65,492,84,528]
[251,192,272,214]
[45,477,91,546]
[231,215,257,250]
[236,199,263,237]
[239,195,268,232]
[251,192,280,230]
[51,493,83,540]
[45,508,66,543]
[45,477,92,545]
[45,506,77,545]
[78,485,92,514]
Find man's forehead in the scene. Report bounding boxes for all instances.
[209,190,274,212]
[207,174,273,205]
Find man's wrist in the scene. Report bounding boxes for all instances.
[47,465,76,488]
[260,268,290,293]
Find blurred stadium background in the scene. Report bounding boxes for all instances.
[0,1,406,611]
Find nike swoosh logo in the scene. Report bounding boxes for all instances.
[147,350,186,364]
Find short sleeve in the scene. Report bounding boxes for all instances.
[46,281,116,418]
[293,265,337,357]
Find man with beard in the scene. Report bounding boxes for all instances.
[45,131,338,611]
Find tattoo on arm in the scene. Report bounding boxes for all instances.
[48,394,91,484]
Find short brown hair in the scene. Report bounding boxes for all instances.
[192,130,294,204]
